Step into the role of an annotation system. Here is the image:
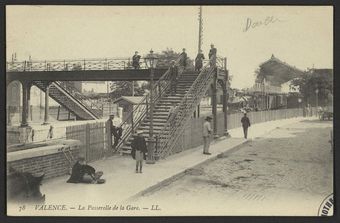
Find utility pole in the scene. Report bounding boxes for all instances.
[198,6,203,54]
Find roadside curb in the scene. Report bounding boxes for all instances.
[124,117,306,203]
[124,139,249,203]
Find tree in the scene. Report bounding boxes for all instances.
[290,69,333,107]
[151,48,194,69]
[109,81,150,100]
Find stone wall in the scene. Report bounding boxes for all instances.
[7,139,81,179]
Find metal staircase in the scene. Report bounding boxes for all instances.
[115,55,224,158]
[33,81,103,120]
[119,71,198,154]
[156,60,217,158]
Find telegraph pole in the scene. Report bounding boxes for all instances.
[198,6,203,53]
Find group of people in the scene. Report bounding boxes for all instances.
[131,43,217,71]
[66,111,251,182]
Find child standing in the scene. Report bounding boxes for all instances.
[131,130,147,173]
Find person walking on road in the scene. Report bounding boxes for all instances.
[241,113,251,139]
[203,116,213,155]
[131,130,147,173]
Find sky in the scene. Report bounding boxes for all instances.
[6,6,333,88]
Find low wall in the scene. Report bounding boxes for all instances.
[7,139,81,179]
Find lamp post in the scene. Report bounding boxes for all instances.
[145,49,158,164]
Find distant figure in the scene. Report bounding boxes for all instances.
[208,44,217,66]
[168,102,178,127]
[317,106,323,119]
[241,113,251,139]
[131,130,147,173]
[195,50,205,71]
[179,48,188,68]
[203,116,213,155]
[67,156,105,184]
[132,51,141,69]
[306,104,311,117]
[170,60,178,95]
[47,125,53,139]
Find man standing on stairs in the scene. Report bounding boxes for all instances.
[170,60,178,96]
[203,116,213,155]
[195,50,205,71]
[209,44,217,67]
[179,48,188,69]
[168,102,178,128]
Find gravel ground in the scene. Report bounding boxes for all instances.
[133,119,333,216]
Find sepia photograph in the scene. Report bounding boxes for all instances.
[5,5,333,217]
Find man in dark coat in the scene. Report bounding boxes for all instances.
[241,113,251,139]
[108,114,123,149]
[195,50,205,71]
[208,44,217,66]
[179,48,188,68]
[169,60,178,95]
[67,156,104,184]
[131,130,147,173]
[132,51,141,69]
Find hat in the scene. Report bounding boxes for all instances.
[205,116,212,120]
[78,155,85,162]
[182,48,186,51]
[135,51,138,54]
[109,114,115,117]
[136,129,144,134]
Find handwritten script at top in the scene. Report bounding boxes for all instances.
[243,16,283,32]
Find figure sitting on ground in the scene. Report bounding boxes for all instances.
[67,156,105,184]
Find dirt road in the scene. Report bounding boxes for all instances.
[133,119,333,216]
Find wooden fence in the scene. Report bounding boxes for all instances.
[66,108,304,162]
[168,108,303,156]
[66,121,107,162]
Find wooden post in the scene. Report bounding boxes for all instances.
[57,106,61,120]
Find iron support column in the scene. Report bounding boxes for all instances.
[212,68,218,138]
[147,68,156,164]
[43,82,51,125]
[21,81,32,127]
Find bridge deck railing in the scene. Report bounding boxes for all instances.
[6,58,172,72]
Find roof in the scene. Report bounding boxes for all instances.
[258,54,305,86]
[113,96,144,105]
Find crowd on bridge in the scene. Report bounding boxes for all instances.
[131,44,218,71]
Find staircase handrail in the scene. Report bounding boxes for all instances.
[113,54,185,152]
[54,81,103,118]
[156,55,222,158]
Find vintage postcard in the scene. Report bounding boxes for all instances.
[6,5,333,216]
